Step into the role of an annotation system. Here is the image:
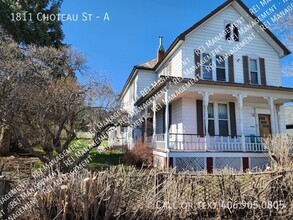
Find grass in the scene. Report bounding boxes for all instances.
[32,139,125,171]
[69,139,125,170]
[85,149,125,170]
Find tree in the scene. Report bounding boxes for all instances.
[0,0,65,154]
[0,0,64,48]
[272,13,293,77]
[0,39,118,172]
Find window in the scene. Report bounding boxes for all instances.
[201,54,227,81]
[225,24,231,41]
[218,104,229,136]
[204,103,230,136]
[249,59,258,84]
[225,23,239,42]
[216,55,226,81]
[202,53,212,80]
[207,103,215,136]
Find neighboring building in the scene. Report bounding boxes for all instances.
[285,105,293,136]
[110,0,293,172]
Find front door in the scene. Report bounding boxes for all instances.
[258,114,272,137]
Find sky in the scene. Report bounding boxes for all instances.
[61,0,293,92]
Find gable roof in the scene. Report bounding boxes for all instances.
[120,0,291,99]
[154,0,290,69]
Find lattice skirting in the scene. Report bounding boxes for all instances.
[250,157,271,171]
[214,157,242,171]
[174,157,205,172]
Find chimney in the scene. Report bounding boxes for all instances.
[157,36,165,62]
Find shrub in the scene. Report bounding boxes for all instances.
[124,139,153,167]
[263,134,293,170]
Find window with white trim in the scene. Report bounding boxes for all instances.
[204,103,230,136]
[202,53,212,80]
[207,103,215,136]
[249,59,258,84]
[201,54,227,81]
[218,104,229,136]
[216,55,226,81]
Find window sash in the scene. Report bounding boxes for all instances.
[250,71,258,84]
[204,103,230,136]
[202,53,212,80]
[201,54,227,81]
[249,59,259,84]
[219,120,229,136]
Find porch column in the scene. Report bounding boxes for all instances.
[144,107,148,140]
[165,88,170,168]
[234,94,247,152]
[152,100,157,140]
[277,105,285,133]
[200,92,213,150]
[265,97,277,135]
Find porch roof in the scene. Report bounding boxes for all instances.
[135,76,293,106]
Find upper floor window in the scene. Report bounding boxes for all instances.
[249,59,258,84]
[202,53,212,80]
[201,54,227,81]
[225,23,239,42]
[216,55,226,81]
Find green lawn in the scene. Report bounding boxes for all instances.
[69,139,125,170]
[85,149,125,170]
[33,139,126,170]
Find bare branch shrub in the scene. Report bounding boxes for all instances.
[7,167,292,220]
[263,134,293,170]
[124,139,153,168]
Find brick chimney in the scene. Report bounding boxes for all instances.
[157,36,165,62]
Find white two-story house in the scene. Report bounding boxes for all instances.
[112,0,293,172]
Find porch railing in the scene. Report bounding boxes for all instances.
[245,135,265,152]
[210,135,242,151]
[151,134,265,152]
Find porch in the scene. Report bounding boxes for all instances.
[151,134,265,152]
[138,80,293,163]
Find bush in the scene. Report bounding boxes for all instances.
[263,134,293,170]
[124,139,153,167]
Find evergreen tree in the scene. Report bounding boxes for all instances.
[0,0,64,48]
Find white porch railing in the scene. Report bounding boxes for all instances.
[152,134,266,152]
[244,135,265,152]
[210,136,242,151]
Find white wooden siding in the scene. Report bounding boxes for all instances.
[181,98,197,134]
[121,74,138,114]
[169,99,286,136]
[137,70,156,99]
[170,99,183,134]
[156,108,164,134]
[157,48,183,78]
[181,5,281,86]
